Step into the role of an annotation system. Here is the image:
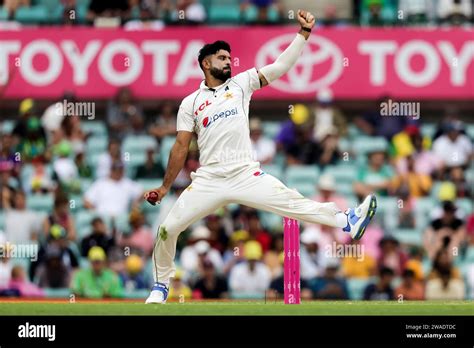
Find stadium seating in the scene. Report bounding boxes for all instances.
[160,136,175,168]
[208,0,241,24]
[14,5,49,24]
[261,164,283,179]
[390,228,423,246]
[81,120,107,137]
[352,136,388,157]
[262,121,281,140]
[347,278,369,300]
[26,194,54,212]
[286,165,320,186]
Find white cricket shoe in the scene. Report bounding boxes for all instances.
[342,194,377,240]
[145,282,169,304]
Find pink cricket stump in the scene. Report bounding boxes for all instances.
[284,217,300,304]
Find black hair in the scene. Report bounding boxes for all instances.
[379,266,395,277]
[198,41,231,70]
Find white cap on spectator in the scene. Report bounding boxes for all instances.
[190,225,211,240]
[318,174,336,191]
[301,226,321,245]
[194,240,210,254]
[316,88,333,103]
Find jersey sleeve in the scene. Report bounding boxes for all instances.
[176,99,195,132]
[233,68,261,95]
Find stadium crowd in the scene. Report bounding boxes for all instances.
[0,0,473,27]
[0,90,473,301]
[0,0,473,302]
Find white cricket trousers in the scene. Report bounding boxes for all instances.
[152,161,347,283]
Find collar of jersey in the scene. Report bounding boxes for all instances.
[199,78,231,92]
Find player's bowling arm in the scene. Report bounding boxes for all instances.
[258,10,314,87]
[258,33,307,87]
[161,130,193,190]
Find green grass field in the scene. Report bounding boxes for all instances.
[0,300,472,316]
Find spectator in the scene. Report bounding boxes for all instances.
[96,139,124,179]
[395,269,424,300]
[276,103,310,153]
[15,117,48,163]
[0,244,13,288]
[240,0,282,23]
[285,123,321,165]
[432,121,473,170]
[173,0,206,24]
[437,0,472,25]
[249,118,276,164]
[35,244,72,288]
[4,190,41,244]
[342,240,377,279]
[0,133,20,180]
[267,252,312,301]
[363,267,395,300]
[60,115,87,155]
[135,146,165,179]
[377,236,408,276]
[119,254,148,291]
[299,227,326,280]
[84,161,143,217]
[427,248,462,280]
[168,268,192,300]
[42,194,76,241]
[204,212,229,254]
[193,260,229,299]
[75,151,93,179]
[7,265,44,297]
[118,209,154,256]
[425,268,465,300]
[81,217,115,257]
[398,0,435,24]
[361,0,395,26]
[353,149,393,199]
[354,96,410,139]
[395,127,442,178]
[309,261,349,300]
[0,163,17,211]
[87,0,131,23]
[229,241,271,298]
[423,201,466,260]
[106,88,143,138]
[2,0,30,19]
[149,102,177,142]
[312,89,347,141]
[12,99,46,146]
[41,92,74,136]
[31,224,79,281]
[245,210,271,253]
[391,155,432,198]
[71,246,124,298]
[466,213,474,244]
[52,141,81,195]
[180,226,224,280]
[447,166,472,198]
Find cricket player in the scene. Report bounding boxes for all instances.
[144,10,377,304]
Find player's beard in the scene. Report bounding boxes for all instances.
[210,66,231,82]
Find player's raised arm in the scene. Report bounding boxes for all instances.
[258,9,315,88]
[143,130,193,205]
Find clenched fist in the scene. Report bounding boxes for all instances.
[297,9,316,29]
